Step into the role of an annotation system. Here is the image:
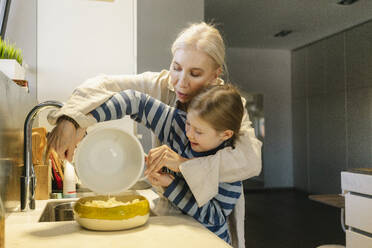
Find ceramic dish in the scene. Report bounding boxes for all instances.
[74,127,145,194]
[73,195,150,231]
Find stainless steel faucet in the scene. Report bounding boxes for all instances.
[21,101,63,211]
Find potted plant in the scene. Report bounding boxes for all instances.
[0,38,25,81]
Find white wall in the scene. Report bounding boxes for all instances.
[36,0,137,133]
[5,0,37,99]
[227,48,293,187]
[37,0,137,103]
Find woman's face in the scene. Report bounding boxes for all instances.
[170,48,221,103]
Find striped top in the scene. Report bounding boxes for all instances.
[90,89,242,244]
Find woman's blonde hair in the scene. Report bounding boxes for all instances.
[172,22,228,78]
[189,84,244,145]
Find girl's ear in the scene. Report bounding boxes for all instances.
[220,129,234,141]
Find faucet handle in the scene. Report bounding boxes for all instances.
[20,175,37,211]
[20,176,27,210]
[29,199,35,209]
[29,176,36,210]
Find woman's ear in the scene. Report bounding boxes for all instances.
[220,129,234,141]
[209,67,223,85]
[215,66,223,79]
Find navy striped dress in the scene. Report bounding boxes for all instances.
[90,89,242,244]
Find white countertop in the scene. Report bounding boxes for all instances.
[5,189,231,248]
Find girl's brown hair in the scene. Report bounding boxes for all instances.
[188,84,244,145]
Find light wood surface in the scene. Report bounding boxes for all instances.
[308,194,345,209]
[31,127,47,165]
[34,165,51,200]
[347,168,372,175]
[6,215,231,248]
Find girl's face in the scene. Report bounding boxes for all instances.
[170,48,221,103]
[186,110,232,152]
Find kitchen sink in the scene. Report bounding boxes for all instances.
[39,180,154,222]
[39,200,76,222]
[39,198,156,222]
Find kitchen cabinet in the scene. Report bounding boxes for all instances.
[342,169,372,248]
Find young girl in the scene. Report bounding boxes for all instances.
[89,84,244,245]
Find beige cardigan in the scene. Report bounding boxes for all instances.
[48,70,262,248]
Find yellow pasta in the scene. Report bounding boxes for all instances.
[83,197,140,208]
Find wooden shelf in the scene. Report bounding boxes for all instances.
[346,168,372,175]
[12,79,28,87]
[309,194,345,209]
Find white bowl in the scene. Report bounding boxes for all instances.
[74,127,144,194]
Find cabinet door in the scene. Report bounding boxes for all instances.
[346,230,372,248]
[345,193,372,234]
[37,0,136,133]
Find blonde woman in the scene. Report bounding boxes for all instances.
[47,23,262,246]
[48,20,261,197]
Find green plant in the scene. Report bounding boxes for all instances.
[0,38,23,65]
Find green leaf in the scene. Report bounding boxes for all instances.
[0,38,23,63]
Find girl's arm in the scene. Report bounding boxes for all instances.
[163,175,242,236]
[90,89,186,151]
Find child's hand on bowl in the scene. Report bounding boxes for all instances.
[146,171,174,187]
[144,145,188,176]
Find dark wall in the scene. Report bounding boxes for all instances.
[292,21,372,194]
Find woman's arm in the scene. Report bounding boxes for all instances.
[46,70,173,160]
[179,107,262,206]
[47,70,173,128]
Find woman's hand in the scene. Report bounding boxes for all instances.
[144,145,188,176]
[46,119,86,161]
[146,171,174,187]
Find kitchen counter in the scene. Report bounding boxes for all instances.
[5,189,231,248]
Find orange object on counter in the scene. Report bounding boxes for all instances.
[34,164,51,200]
[31,127,47,165]
[49,148,64,190]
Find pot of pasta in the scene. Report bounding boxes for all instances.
[73,194,150,231]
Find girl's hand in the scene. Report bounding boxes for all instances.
[147,171,174,187]
[46,119,86,161]
[145,145,188,176]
